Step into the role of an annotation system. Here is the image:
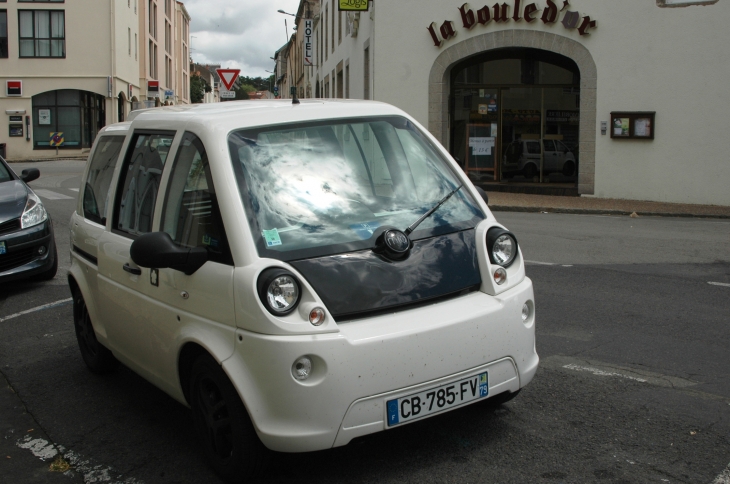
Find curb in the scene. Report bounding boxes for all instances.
[489,205,730,219]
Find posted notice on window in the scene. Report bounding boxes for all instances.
[469,137,495,155]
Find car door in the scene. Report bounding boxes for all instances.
[145,132,236,391]
[542,140,557,172]
[97,130,177,384]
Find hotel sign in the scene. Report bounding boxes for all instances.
[427,0,597,48]
[304,19,314,66]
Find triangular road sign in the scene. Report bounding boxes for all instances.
[216,69,241,91]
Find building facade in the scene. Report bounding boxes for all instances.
[0,0,190,161]
[279,0,729,207]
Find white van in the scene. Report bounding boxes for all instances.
[69,100,538,482]
[502,138,576,179]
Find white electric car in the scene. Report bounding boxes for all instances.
[68,99,538,482]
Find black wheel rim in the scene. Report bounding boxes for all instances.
[75,298,98,358]
[194,376,233,460]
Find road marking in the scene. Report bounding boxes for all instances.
[709,282,730,288]
[525,260,556,266]
[713,462,730,484]
[32,188,74,200]
[17,435,145,483]
[563,363,649,383]
[69,188,79,192]
[0,298,73,323]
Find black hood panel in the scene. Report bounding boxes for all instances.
[0,181,28,225]
[290,230,481,320]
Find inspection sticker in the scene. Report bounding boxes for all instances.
[0,241,5,255]
[262,229,282,247]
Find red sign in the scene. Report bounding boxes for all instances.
[216,69,241,91]
[6,81,22,96]
[147,80,159,92]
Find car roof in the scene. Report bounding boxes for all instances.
[123,99,407,132]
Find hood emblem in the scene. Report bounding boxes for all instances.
[375,228,412,261]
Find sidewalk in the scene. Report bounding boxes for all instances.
[487,192,730,219]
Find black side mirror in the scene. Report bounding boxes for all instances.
[130,232,208,275]
[475,186,489,205]
[20,168,40,184]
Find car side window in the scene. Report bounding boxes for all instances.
[83,135,125,225]
[526,141,541,155]
[161,133,232,265]
[113,132,175,237]
[542,140,555,152]
[0,162,11,183]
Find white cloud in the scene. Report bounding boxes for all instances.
[185,0,302,79]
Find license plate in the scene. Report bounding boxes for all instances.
[0,241,5,255]
[386,372,488,427]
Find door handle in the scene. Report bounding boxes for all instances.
[123,263,142,275]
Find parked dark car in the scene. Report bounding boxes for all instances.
[0,155,57,283]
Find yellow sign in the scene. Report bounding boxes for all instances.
[50,132,64,147]
[339,0,368,11]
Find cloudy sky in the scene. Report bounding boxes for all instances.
[184,0,302,78]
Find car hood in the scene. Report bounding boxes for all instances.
[0,180,29,224]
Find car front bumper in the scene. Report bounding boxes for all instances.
[223,277,538,453]
[0,219,56,283]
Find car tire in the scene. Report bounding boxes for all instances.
[484,389,521,408]
[562,160,576,177]
[33,244,58,281]
[190,354,269,482]
[523,164,537,180]
[73,289,118,373]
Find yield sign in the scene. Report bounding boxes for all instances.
[216,69,241,91]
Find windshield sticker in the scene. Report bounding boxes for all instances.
[349,221,381,240]
[262,229,283,247]
[202,234,219,248]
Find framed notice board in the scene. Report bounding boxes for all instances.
[610,112,655,140]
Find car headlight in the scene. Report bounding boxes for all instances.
[486,227,518,268]
[257,268,302,316]
[21,191,48,229]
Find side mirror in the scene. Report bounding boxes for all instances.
[130,231,208,275]
[20,168,40,184]
[475,186,489,205]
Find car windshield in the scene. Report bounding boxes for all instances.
[228,116,484,260]
[0,160,12,183]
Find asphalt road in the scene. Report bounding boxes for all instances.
[1,160,729,483]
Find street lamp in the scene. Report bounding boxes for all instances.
[264,70,274,95]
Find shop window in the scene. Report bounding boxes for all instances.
[0,10,7,58]
[32,89,106,149]
[18,9,65,57]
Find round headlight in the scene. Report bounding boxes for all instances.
[486,228,518,268]
[257,269,302,316]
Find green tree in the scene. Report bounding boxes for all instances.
[190,74,212,104]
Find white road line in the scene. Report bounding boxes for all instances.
[17,435,145,483]
[68,188,79,192]
[563,363,648,383]
[709,282,730,288]
[524,260,557,266]
[713,462,730,484]
[32,188,74,200]
[0,298,73,323]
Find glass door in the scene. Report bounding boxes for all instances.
[452,88,499,182]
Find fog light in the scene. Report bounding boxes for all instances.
[522,303,530,322]
[292,356,312,381]
[309,307,325,326]
[37,245,46,255]
[493,267,507,285]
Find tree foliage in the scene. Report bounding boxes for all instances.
[190,74,212,104]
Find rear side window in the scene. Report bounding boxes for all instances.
[83,135,125,225]
[161,133,232,265]
[113,131,175,237]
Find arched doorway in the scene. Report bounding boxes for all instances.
[31,89,106,149]
[451,48,580,185]
[428,31,597,195]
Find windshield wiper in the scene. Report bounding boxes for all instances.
[404,184,463,236]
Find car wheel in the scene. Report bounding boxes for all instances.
[562,160,576,177]
[190,354,269,482]
[33,244,58,281]
[523,164,537,180]
[73,290,118,373]
[484,389,521,408]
